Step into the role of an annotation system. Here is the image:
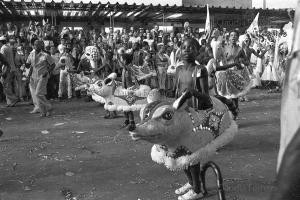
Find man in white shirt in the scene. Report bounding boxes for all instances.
[26,40,55,117]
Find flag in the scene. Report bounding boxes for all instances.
[277,0,300,171]
[247,12,259,35]
[205,4,211,34]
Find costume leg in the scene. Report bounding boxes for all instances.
[184,169,193,186]
[123,112,129,126]
[189,163,201,194]
[128,111,136,131]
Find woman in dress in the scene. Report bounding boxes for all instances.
[215,30,252,113]
[261,41,280,91]
[239,34,269,101]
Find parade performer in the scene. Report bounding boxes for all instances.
[120,53,138,131]
[72,46,101,101]
[129,39,237,200]
[215,30,252,113]
[88,70,151,132]
[239,34,269,100]
[26,40,55,116]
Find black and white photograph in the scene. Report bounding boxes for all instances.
[0,0,299,199]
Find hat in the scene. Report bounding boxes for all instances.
[0,36,6,41]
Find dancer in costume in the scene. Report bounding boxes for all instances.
[215,30,252,113]
[119,53,136,131]
[239,34,269,101]
[204,47,239,119]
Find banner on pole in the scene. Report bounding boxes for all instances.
[247,12,260,35]
[205,4,211,34]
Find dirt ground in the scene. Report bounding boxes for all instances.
[0,90,281,200]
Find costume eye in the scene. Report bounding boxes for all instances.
[97,82,102,87]
[143,108,151,120]
[162,111,173,120]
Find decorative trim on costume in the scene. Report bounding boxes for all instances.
[218,79,253,99]
[150,119,238,171]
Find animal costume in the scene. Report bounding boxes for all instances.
[88,73,151,112]
[71,46,102,99]
[130,91,238,199]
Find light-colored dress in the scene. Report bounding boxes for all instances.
[215,44,252,99]
[261,52,280,82]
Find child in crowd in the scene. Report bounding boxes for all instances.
[58,42,74,100]
[173,38,213,200]
[119,53,136,131]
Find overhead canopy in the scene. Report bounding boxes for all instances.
[0,0,292,23]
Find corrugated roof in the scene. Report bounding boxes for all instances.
[0,0,293,21]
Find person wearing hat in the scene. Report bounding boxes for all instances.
[0,36,19,107]
[26,40,55,116]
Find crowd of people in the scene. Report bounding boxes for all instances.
[0,20,289,117]
[0,18,292,200]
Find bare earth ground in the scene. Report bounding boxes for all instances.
[0,90,281,200]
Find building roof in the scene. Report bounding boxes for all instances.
[0,0,293,22]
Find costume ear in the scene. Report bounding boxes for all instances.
[172,91,190,110]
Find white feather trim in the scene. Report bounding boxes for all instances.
[104,103,146,112]
[151,119,238,171]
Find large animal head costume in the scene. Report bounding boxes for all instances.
[84,46,99,69]
[130,92,238,171]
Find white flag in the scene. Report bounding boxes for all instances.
[277,0,300,171]
[247,12,259,35]
[205,4,211,34]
